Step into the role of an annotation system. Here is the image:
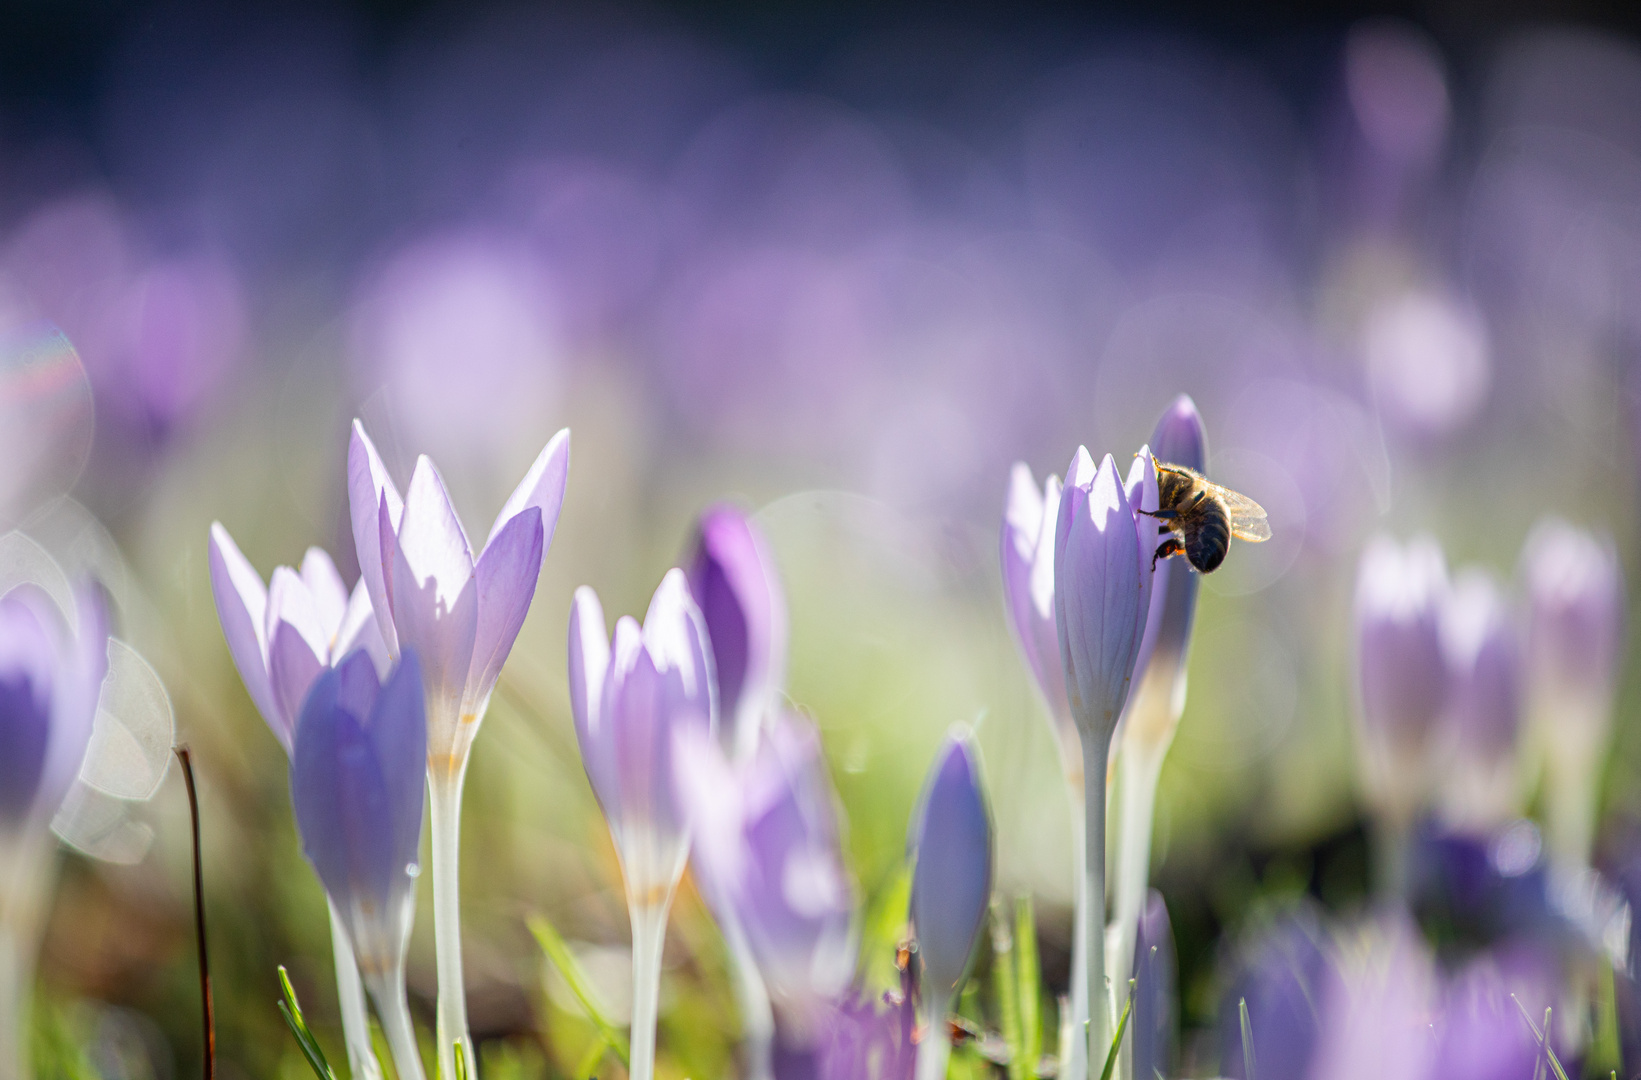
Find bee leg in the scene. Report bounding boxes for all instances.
[1139,508,1179,520]
[1151,537,1184,571]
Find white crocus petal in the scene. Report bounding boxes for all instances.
[268,566,333,663]
[1005,463,1044,558]
[399,457,476,605]
[299,547,350,637]
[1032,474,1061,620]
[348,419,406,656]
[484,427,571,551]
[207,522,279,728]
[335,580,392,677]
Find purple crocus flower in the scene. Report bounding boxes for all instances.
[1430,955,1554,1080]
[291,649,427,1080]
[569,568,716,1080]
[1130,890,1175,1080]
[347,419,569,763]
[677,711,854,1032]
[0,583,107,832]
[907,731,992,1080]
[207,524,389,754]
[1436,569,1524,828]
[1221,908,1334,1080]
[684,504,787,761]
[1132,396,1206,695]
[1305,919,1437,1080]
[1353,533,1449,833]
[1001,464,1074,765]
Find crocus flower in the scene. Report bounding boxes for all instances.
[1305,919,1437,1080]
[1353,533,1448,895]
[291,650,427,1080]
[907,731,993,1080]
[569,569,716,1080]
[682,503,791,1080]
[1221,908,1335,1080]
[1053,444,1156,1070]
[348,417,568,1074]
[685,504,787,761]
[1520,517,1625,883]
[1001,464,1073,767]
[0,580,107,1080]
[1430,954,1555,1080]
[1436,569,1523,829]
[206,525,389,1080]
[207,524,389,753]
[678,711,855,1051]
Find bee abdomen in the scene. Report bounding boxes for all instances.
[1186,509,1230,573]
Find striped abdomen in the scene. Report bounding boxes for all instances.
[1184,498,1230,573]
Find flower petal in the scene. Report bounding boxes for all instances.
[207,522,281,744]
[367,649,428,884]
[569,587,617,814]
[387,523,478,729]
[268,618,327,743]
[909,733,993,996]
[348,420,404,656]
[299,547,349,639]
[465,507,544,712]
[484,428,570,553]
[398,456,475,608]
[267,566,332,666]
[334,580,392,678]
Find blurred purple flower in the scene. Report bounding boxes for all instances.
[1221,908,1334,1080]
[1130,889,1175,1080]
[908,732,992,1000]
[1053,446,1157,747]
[0,583,107,829]
[291,650,425,974]
[348,418,569,763]
[1001,463,1072,758]
[807,983,915,1080]
[1306,919,1437,1080]
[1354,533,1449,826]
[1521,517,1625,723]
[1433,569,1525,831]
[1431,953,1556,1080]
[684,504,787,760]
[1363,289,1491,438]
[208,524,388,754]
[569,569,717,900]
[678,711,854,1029]
[1408,820,1553,947]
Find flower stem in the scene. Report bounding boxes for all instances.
[628,897,673,1080]
[914,989,953,1080]
[1080,734,1111,1075]
[366,965,428,1080]
[0,922,31,1080]
[1064,777,1089,1080]
[428,766,473,1080]
[0,835,51,1080]
[1108,743,1164,1005]
[328,901,383,1080]
[722,914,774,1080]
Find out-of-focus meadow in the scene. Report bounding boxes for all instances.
[4,1,1641,1075]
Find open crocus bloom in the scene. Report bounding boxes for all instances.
[348,419,569,768]
[208,524,388,754]
[569,569,717,901]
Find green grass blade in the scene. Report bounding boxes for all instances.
[1592,963,1622,1077]
[574,1033,612,1079]
[991,898,1026,1080]
[1239,997,1257,1080]
[276,966,339,1080]
[528,913,632,1067]
[455,1041,470,1080]
[1510,996,1569,1080]
[1098,981,1135,1080]
[1014,897,1041,1077]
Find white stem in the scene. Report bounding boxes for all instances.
[628,897,673,1080]
[722,915,774,1080]
[1081,735,1111,1078]
[914,990,953,1080]
[1064,777,1089,1080]
[0,923,30,1080]
[0,834,51,1080]
[366,965,428,1080]
[328,901,383,1080]
[428,767,473,1080]
[1374,814,1412,909]
[1108,745,1164,1007]
[1544,742,1600,896]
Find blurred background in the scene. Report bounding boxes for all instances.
[5,0,1641,1074]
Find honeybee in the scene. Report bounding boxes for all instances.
[1142,461,1271,573]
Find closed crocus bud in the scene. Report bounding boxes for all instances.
[290,649,427,1079]
[1131,890,1176,1080]
[678,712,854,1032]
[1520,517,1625,884]
[685,505,787,762]
[908,732,992,1080]
[1436,570,1524,829]
[1353,534,1449,832]
[1002,464,1074,766]
[1133,395,1206,699]
[1054,446,1157,751]
[208,524,389,754]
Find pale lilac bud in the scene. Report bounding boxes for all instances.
[908,732,993,997]
[1353,534,1449,822]
[1437,570,1524,826]
[1135,395,1206,681]
[1222,909,1334,1080]
[1131,890,1175,1080]
[1054,447,1156,748]
[569,570,717,900]
[1520,517,1624,726]
[685,504,787,761]
[1001,464,1071,749]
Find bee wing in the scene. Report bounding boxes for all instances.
[1211,485,1272,542]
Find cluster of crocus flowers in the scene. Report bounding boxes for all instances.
[569,569,715,1080]
[349,420,569,1075]
[1352,519,1624,901]
[207,528,390,1079]
[0,577,106,1080]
